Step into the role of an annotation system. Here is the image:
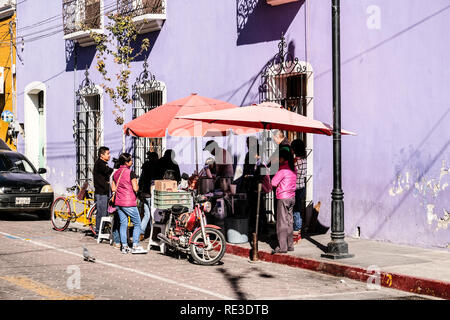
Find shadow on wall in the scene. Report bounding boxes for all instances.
[132,31,161,62]
[237,0,304,46]
[65,30,161,71]
[65,41,97,72]
[238,38,298,106]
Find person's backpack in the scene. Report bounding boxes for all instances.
[163,169,176,180]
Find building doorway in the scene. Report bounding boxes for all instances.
[24,82,46,172]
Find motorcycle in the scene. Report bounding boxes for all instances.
[157,194,226,266]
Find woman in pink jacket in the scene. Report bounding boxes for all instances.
[271,148,297,254]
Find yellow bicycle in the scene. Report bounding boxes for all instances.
[50,182,98,235]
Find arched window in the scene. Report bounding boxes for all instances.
[259,34,314,214]
[131,60,166,176]
[75,69,103,187]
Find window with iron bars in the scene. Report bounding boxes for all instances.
[76,94,103,187]
[117,0,165,17]
[132,90,164,177]
[260,67,314,217]
[63,0,102,35]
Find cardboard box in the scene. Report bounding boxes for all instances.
[154,180,177,192]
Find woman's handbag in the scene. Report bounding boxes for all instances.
[108,169,125,208]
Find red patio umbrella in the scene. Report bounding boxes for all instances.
[176,101,356,136]
[123,93,260,137]
[177,101,355,260]
[123,93,261,172]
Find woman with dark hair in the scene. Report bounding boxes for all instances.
[111,153,147,254]
[291,139,307,244]
[270,148,296,254]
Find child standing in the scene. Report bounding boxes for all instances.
[271,148,297,254]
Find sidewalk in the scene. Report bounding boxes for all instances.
[224,232,450,300]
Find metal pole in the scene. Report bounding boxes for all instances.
[322,0,353,259]
[251,182,262,262]
[195,137,199,174]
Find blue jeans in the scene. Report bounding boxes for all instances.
[140,197,152,235]
[112,211,120,244]
[94,194,108,234]
[293,188,305,231]
[117,206,142,247]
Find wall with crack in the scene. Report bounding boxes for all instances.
[311,0,450,249]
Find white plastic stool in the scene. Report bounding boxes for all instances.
[148,222,168,253]
[97,215,114,244]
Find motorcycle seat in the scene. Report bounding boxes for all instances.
[171,204,190,216]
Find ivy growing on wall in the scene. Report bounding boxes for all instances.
[89,13,150,125]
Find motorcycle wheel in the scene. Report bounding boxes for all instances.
[189,227,226,266]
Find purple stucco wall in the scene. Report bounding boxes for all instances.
[16,0,450,249]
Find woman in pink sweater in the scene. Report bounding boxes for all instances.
[271,148,297,254]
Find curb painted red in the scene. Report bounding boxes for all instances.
[225,243,450,300]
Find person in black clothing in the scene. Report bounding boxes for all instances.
[139,151,159,194]
[93,146,113,235]
[156,149,181,182]
[242,137,267,235]
[138,151,159,240]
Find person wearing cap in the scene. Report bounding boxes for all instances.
[199,157,216,178]
[203,140,234,180]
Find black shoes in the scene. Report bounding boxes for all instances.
[271,247,287,254]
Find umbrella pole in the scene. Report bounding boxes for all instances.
[195,137,199,174]
[252,123,268,261]
[251,182,262,261]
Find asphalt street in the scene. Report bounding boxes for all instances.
[0,212,436,301]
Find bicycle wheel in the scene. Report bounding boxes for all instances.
[189,227,226,266]
[86,203,97,235]
[51,197,71,231]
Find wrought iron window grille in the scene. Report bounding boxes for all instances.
[259,33,314,215]
[117,0,165,17]
[132,60,165,176]
[75,69,102,188]
[63,0,102,36]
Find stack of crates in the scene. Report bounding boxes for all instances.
[154,190,193,210]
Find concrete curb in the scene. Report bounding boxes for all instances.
[225,243,450,300]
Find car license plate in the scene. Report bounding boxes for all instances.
[16,197,30,205]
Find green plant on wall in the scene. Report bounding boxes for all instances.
[89,13,150,126]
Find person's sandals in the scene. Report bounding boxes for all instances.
[112,243,121,249]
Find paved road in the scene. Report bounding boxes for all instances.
[0,212,436,301]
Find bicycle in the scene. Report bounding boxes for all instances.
[50,181,98,235]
